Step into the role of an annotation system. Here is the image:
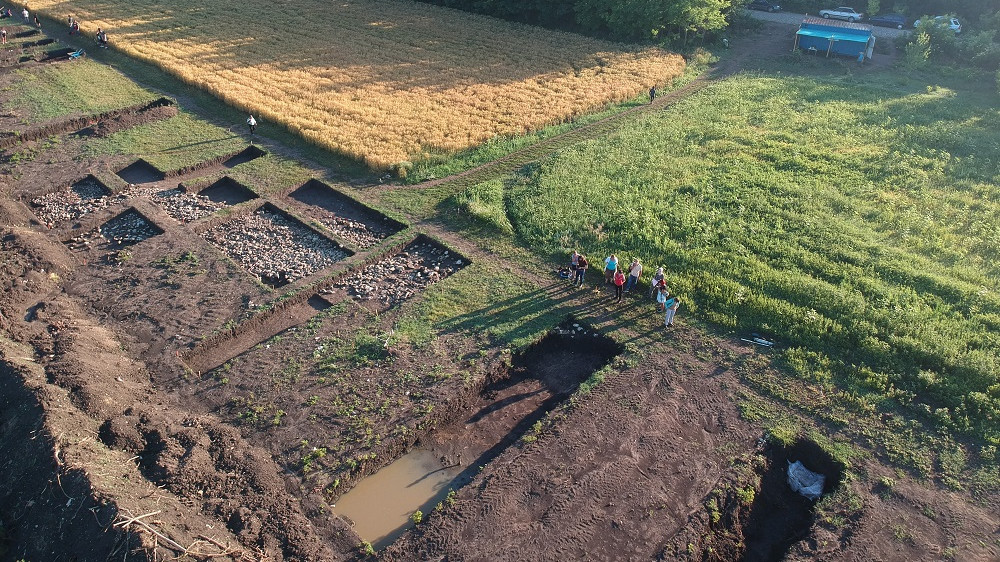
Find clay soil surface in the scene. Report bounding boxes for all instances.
[1,18,996,562]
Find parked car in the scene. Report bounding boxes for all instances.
[818,7,864,22]
[913,16,961,33]
[747,0,781,13]
[868,13,906,29]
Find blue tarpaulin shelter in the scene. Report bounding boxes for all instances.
[793,17,875,59]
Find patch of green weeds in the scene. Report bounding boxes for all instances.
[301,446,327,473]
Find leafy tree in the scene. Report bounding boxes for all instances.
[424,0,741,43]
[903,30,931,68]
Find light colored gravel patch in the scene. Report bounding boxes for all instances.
[322,240,465,308]
[203,208,349,285]
[154,189,225,223]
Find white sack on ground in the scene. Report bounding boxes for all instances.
[787,460,825,500]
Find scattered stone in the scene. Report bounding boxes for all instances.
[99,209,162,246]
[322,240,467,309]
[32,180,230,228]
[314,215,386,249]
[154,188,225,223]
[32,178,115,226]
[203,207,348,286]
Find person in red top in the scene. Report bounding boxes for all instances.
[573,254,588,287]
[613,268,626,303]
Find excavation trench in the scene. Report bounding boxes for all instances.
[334,323,622,549]
[739,439,846,562]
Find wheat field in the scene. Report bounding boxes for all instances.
[33,0,685,170]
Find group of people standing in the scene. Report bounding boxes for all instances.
[567,251,681,329]
[0,8,109,48]
[0,5,36,45]
[66,14,108,47]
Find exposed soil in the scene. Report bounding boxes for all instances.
[116,159,166,184]
[422,323,621,474]
[0,97,176,151]
[196,176,259,206]
[0,17,996,562]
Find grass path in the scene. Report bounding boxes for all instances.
[372,72,717,219]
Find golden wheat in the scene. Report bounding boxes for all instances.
[35,0,685,169]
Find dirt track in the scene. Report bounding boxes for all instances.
[0,18,997,562]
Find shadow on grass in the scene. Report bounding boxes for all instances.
[434,281,577,348]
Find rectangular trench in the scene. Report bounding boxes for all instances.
[333,321,623,549]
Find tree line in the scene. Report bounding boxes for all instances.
[418,0,742,42]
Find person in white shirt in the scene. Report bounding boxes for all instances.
[624,258,641,292]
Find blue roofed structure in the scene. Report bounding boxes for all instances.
[794,17,875,59]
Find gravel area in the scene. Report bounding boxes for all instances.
[153,189,225,223]
[33,181,229,227]
[99,209,163,246]
[63,207,162,251]
[745,9,911,39]
[31,178,113,227]
[203,207,349,286]
[322,240,465,309]
[317,216,385,249]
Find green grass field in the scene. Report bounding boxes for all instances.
[80,111,249,172]
[6,60,158,121]
[429,68,1000,488]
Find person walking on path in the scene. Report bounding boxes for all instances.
[624,258,641,292]
[573,254,588,286]
[21,7,28,22]
[569,250,579,280]
[649,267,665,298]
[1,28,6,45]
[613,268,626,303]
[33,14,39,28]
[649,85,657,104]
[664,296,681,327]
[247,114,257,135]
[603,254,618,285]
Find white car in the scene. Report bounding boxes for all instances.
[819,7,864,22]
[913,16,961,33]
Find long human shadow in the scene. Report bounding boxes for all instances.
[157,135,242,152]
[434,281,580,343]
[444,386,567,490]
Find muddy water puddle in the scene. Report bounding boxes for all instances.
[334,448,461,549]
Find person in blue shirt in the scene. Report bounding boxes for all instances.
[603,254,618,285]
[664,296,681,327]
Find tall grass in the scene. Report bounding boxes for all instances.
[455,72,1000,446]
[30,0,684,170]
